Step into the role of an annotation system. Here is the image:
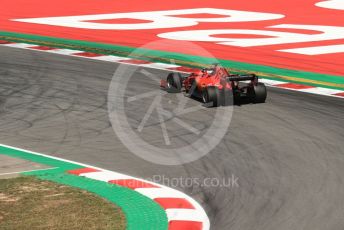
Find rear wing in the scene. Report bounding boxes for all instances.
[226,74,258,82]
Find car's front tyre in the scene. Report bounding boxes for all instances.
[202,86,220,107]
[166,73,182,93]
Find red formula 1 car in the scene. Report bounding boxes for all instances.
[161,64,267,106]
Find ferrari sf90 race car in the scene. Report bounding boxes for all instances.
[161,64,267,107]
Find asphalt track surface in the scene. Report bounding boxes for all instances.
[1,46,344,230]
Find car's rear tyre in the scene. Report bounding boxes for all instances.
[222,89,234,106]
[166,73,182,92]
[202,86,220,107]
[252,83,267,103]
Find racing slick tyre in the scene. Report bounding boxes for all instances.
[166,73,182,93]
[252,83,267,103]
[222,89,234,106]
[202,86,220,107]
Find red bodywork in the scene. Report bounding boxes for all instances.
[160,65,259,97]
[183,66,232,93]
[161,65,266,105]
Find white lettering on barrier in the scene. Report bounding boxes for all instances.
[13,8,284,30]
[13,9,344,55]
[158,24,344,47]
[316,0,344,10]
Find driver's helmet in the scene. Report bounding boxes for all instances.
[208,63,219,75]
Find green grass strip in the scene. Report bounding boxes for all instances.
[1,30,343,90]
[0,145,168,230]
